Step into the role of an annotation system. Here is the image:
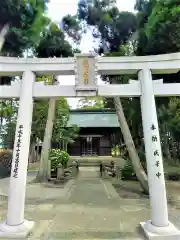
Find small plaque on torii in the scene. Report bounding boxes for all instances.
[74,53,98,96]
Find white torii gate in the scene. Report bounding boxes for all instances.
[0,53,180,239]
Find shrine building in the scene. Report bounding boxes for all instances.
[65,109,119,156]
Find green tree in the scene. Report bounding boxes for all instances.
[0,0,49,56]
[0,0,50,150]
[135,0,180,164]
[135,0,180,55]
[53,100,79,151]
[134,0,155,55]
[0,5,77,182]
[78,0,137,52]
[62,14,82,45]
[35,22,74,57]
[0,100,18,149]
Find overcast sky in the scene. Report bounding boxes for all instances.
[48,0,135,21]
[48,0,136,108]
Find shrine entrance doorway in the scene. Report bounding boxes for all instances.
[81,136,100,156]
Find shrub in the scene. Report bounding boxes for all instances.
[121,164,137,181]
[0,149,13,178]
[49,149,69,171]
[111,145,120,157]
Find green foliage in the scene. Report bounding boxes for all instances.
[32,18,78,149]
[0,100,18,149]
[164,97,180,142]
[31,96,80,149]
[0,17,77,149]
[134,0,180,162]
[145,0,180,54]
[0,149,13,177]
[136,0,180,55]
[0,95,78,151]
[111,145,120,157]
[0,0,49,56]
[62,14,82,44]
[63,0,137,53]
[31,99,48,140]
[52,98,79,148]
[50,149,69,170]
[35,22,73,57]
[121,164,137,181]
[135,0,155,55]
[31,78,70,142]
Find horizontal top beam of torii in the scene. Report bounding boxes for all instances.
[0,52,179,76]
[1,81,180,98]
[1,53,180,99]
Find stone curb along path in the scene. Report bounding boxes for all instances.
[0,174,76,202]
[101,179,120,199]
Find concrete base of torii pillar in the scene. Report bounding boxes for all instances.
[140,221,180,239]
[0,220,34,239]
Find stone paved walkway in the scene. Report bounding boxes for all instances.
[0,168,179,239]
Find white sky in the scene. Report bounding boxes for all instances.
[48,0,136,108]
[48,0,135,21]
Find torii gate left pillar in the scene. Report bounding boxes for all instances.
[0,71,35,238]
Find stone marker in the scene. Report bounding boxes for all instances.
[72,161,78,177]
[57,163,63,180]
[116,166,122,179]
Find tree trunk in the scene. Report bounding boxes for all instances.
[29,140,36,163]
[36,98,56,182]
[171,143,177,163]
[161,123,172,162]
[35,139,40,162]
[0,24,9,51]
[65,142,68,152]
[114,97,149,194]
[6,99,13,149]
[163,136,172,163]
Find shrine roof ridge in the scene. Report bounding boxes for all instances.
[68,109,119,127]
[69,109,116,114]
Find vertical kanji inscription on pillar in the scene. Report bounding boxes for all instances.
[13,124,23,178]
[150,123,162,178]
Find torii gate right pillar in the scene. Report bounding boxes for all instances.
[139,68,180,239]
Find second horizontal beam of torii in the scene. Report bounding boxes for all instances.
[1,79,180,98]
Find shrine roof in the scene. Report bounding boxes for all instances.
[67,109,119,128]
